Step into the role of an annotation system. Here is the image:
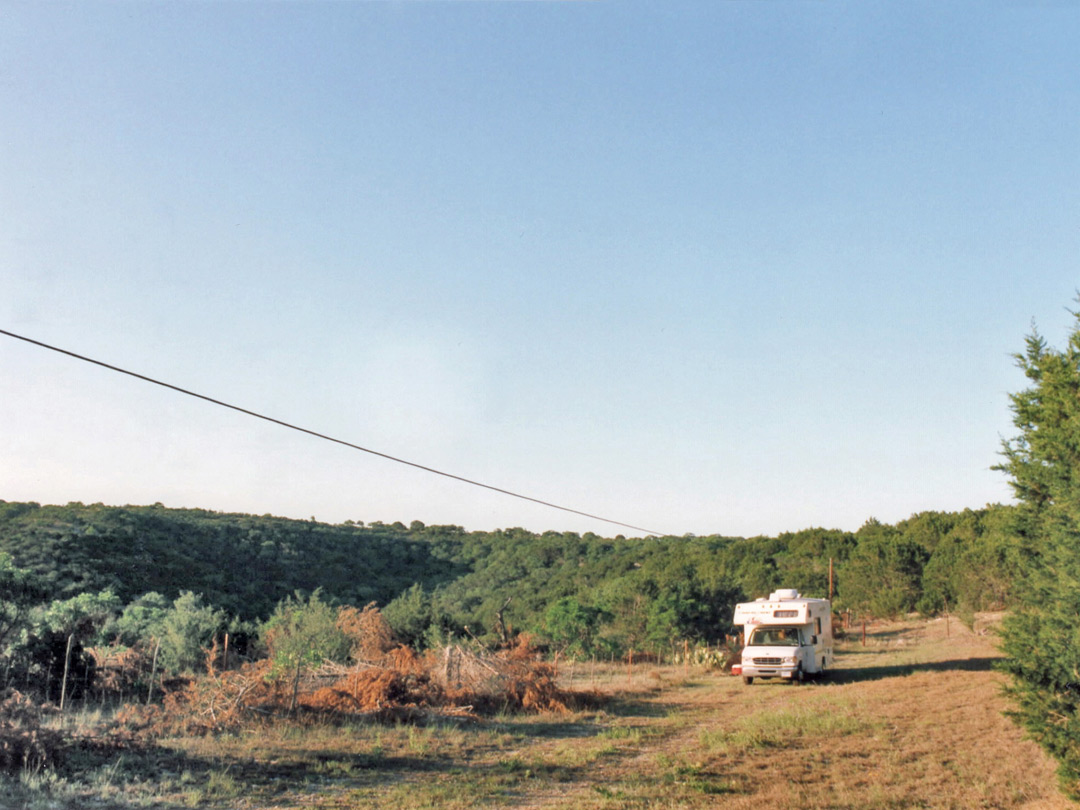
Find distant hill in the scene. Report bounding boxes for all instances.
[0,501,469,619]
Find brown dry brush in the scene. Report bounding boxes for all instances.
[337,602,397,662]
[88,644,155,699]
[0,689,65,772]
[119,633,603,739]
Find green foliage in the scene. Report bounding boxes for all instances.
[0,502,467,620]
[543,597,604,657]
[261,590,351,678]
[915,507,1019,622]
[838,519,927,618]
[996,315,1080,798]
[383,583,449,650]
[0,497,1029,696]
[40,589,122,641]
[773,528,856,598]
[157,591,228,675]
[101,591,170,647]
[727,536,785,599]
[0,553,49,652]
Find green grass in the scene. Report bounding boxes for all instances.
[699,697,880,754]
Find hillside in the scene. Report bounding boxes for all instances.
[0,501,469,619]
[0,499,1021,656]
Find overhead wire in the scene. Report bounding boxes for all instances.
[0,328,665,536]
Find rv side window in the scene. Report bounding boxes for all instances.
[815,618,822,635]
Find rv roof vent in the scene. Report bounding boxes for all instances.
[770,589,800,601]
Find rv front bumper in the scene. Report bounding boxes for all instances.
[741,655,800,679]
[741,665,799,679]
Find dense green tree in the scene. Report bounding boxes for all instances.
[0,553,49,653]
[894,511,961,555]
[41,589,122,640]
[261,590,351,679]
[382,583,434,648]
[996,318,1080,798]
[158,592,228,675]
[728,536,786,599]
[542,597,604,657]
[915,508,1019,621]
[102,592,171,647]
[23,590,121,702]
[773,528,857,599]
[962,505,1021,611]
[839,519,927,618]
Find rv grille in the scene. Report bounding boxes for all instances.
[752,657,782,666]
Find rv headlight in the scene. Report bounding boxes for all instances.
[783,656,796,665]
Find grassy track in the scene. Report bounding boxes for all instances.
[3,615,1070,809]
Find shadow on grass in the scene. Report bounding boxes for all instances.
[59,708,630,810]
[825,656,999,684]
[495,718,608,739]
[63,730,597,810]
[607,697,677,719]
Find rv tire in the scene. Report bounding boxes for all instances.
[742,676,754,685]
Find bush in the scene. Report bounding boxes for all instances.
[261,590,351,680]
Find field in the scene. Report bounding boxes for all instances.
[2,614,1070,810]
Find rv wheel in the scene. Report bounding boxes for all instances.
[742,676,754,685]
[794,665,805,684]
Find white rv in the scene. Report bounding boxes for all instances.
[732,589,832,684]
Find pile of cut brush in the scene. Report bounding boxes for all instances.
[117,633,601,738]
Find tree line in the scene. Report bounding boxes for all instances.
[0,496,1021,698]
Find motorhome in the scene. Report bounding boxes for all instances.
[731,589,832,684]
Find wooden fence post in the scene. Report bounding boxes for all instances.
[289,661,302,715]
[147,639,161,705]
[59,633,74,713]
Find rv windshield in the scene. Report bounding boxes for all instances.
[748,627,801,646]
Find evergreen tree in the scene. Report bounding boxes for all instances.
[997,316,1080,798]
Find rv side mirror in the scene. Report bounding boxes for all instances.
[811,635,817,644]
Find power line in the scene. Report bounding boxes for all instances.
[0,328,665,536]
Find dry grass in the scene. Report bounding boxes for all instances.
[0,615,1071,809]
[541,614,1070,810]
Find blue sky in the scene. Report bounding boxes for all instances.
[2,1,1078,537]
